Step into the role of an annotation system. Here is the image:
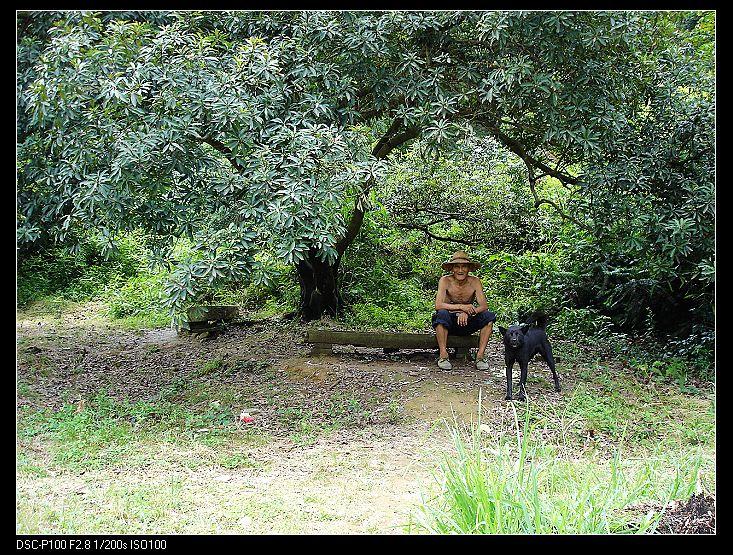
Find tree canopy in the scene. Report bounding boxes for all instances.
[17,10,714,330]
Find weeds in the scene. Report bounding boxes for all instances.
[411,393,708,534]
[197,357,224,376]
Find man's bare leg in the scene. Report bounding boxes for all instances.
[476,322,493,360]
[436,324,449,359]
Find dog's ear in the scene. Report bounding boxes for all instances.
[498,326,507,336]
[520,323,531,334]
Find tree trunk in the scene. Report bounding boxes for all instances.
[296,249,342,321]
[295,119,420,321]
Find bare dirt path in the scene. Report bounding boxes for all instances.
[17,305,528,533]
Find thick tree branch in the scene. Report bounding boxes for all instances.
[474,120,592,230]
[356,95,409,123]
[334,186,371,257]
[523,159,591,231]
[486,124,580,186]
[372,118,403,157]
[395,222,480,246]
[335,121,419,255]
[193,134,246,173]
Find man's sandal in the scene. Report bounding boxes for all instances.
[475,356,490,371]
[437,357,452,370]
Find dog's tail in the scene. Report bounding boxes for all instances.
[525,311,548,330]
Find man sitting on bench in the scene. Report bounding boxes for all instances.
[432,250,496,371]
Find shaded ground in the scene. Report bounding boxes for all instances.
[16,306,560,434]
[657,493,716,534]
[16,303,716,534]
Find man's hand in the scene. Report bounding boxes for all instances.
[462,304,476,315]
[457,311,469,326]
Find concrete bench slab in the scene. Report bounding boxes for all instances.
[306,329,478,358]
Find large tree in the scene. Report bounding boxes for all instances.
[17,11,711,322]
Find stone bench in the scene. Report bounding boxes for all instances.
[185,305,242,332]
[305,329,479,358]
[184,305,262,335]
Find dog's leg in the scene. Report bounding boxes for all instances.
[504,356,514,400]
[541,343,561,392]
[516,361,529,401]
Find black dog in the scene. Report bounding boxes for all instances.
[498,313,561,401]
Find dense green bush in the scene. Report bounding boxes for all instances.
[17,232,173,328]
[338,208,627,339]
[17,233,146,307]
[106,272,169,324]
[477,251,565,324]
[551,307,614,338]
[206,262,300,316]
[337,207,430,328]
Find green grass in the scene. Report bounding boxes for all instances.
[110,309,171,330]
[16,478,188,534]
[196,357,225,376]
[16,365,377,475]
[411,394,710,534]
[15,389,269,473]
[513,363,715,461]
[16,451,49,478]
[17,381,38,399]
[16,477,312,534]
[387,400,405,423]
[216,452,260,470]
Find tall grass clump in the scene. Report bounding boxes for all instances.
[412,394,704,534]
[106,271,170,328]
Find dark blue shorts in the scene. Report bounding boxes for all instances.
[431,309,497,336]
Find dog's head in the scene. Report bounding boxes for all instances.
[498,323,531,349]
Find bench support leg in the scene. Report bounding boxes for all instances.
[310,344,333,356]
[454,347,471,360]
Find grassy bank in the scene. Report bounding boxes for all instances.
[411,394,713,534]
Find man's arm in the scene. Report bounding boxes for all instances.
[471,277,490,314]
[435,276,476,313]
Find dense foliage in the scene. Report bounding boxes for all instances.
[17,11,714,345]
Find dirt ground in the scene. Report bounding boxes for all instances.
[656,493,716,534]
[15,307,558,533]
[16,306,561,432]
[17,313,508,533]
[16,305,715,534]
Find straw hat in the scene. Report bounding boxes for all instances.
[441,250,481,272]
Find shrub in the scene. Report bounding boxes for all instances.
[552,307,614,338]
[106,272,169,326]
[478,251,569,325]
[349,301,433,332]
[17,233,146,307]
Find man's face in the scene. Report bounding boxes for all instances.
[451,263,470,282]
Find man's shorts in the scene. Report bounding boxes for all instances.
[431,309,497,336]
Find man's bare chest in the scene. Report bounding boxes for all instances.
[446,282,476,304]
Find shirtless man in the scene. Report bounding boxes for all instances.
[432,251,497,371]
